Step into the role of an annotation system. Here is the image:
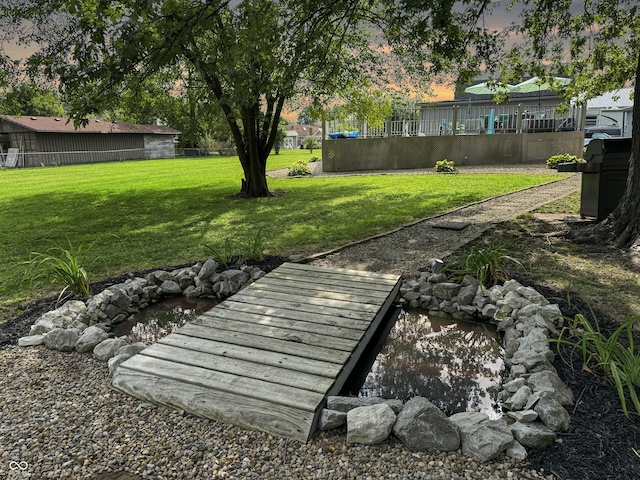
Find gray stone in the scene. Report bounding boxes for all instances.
[44,328,80,352]
[220,269,250,285]
[505,440,528,460]
[488,286,504,302]
[403,291,421,303]
[115,343,147,357]
[503,377,527,393]
[537,304,563,324]
[146,270,176,285]
[18,334,46,347]
[451,414,514,463]
[517,304,540,318]
[318,409,346,430]
[347,404,396,445]
[183,285,201,299]
[481,304,498,319]
[527,371,574,406]
[432,282,461,301]
[108,354,131,376]
[125,277,149,295]
[75,326,110,353]
[427,273,447,283]
[523,391,546,410]
[472,295,488,309]
[326,396,404,414]
[108,287,133,311]
[496,317,516,332]
[510,422,556,449]
[504,291,530,309]
[392,397,460,452]
[93,338,128,362]
[503,385,532,411]
[461,274,480,286]
[456,284,478,305]
[506,410,539,423]
[160,280,183,296]
[197,259,219,282]
[503,279,524,292]
[534,396,571,432]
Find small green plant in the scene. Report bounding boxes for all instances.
[448,242,524,285]
[304,138,319,153]
[237,227,268,262]
[309,156,321,162]
[434,159,457,172]
[554,312,640,418]
[203,237,237,269]
[546,154,581,169]
[203,228,268,267]
[287,160,312,176]
[24,238,94,301]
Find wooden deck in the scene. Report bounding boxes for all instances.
[112,262,401,442]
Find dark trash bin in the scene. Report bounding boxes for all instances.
[557,137,632,221]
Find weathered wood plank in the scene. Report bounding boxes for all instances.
[230,289,381,313]
[119,354,323,411]
[159,334,343,377]
[219,298,373,324]
[177,323,353,363]
[199,307,364,341]
[192,314,358,352]
[252,276,389,299]
[244,280,385,305]
[279,262,400,283]
[265,271,396,293]
[226,290,371,322]
[112,369,315,443]
[140,343,334,393]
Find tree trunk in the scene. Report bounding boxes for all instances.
[598,53,640,249]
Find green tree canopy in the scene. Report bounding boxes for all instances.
[0,82,65,117]
[498,0,640,248]
[0,0,501,197]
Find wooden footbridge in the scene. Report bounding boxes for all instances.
[112,262,401,442]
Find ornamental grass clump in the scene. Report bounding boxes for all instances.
[554,311,640,418]
[448,241,524,286]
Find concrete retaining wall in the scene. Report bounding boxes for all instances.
[322,131,584,172]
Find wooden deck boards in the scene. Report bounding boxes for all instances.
[112,262,401,442]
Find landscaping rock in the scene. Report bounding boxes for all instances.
[93,338,128,361]
[75,325,110,353]
[115,343,147,357]
[432,283,461,301]
[319,409,346,430]
[505,440,528,460]
[392,397,460,452]
[450,413,514,463]
[160,280,183,296]
[326,396,404,414]
[347,404,396,445]
[527,371,574,406]
[44,328,80,352]
[510,422,556,449]
[534,396,571,432]
[17,334,46,347]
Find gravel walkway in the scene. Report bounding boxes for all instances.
[1,168,579,480]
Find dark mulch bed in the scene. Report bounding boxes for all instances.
[2,260,639,479]
[520,281,640,480]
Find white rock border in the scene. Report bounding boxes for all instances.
[18,259,265,368]
[319,264,573,461]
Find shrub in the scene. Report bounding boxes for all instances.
[287,160,312,176]
[309,156,321,162]
[203,228,268,267]
[555,312,640,418]
[547,154,581,169]
[435,159,457,172]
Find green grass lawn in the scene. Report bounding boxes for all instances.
[0,154,565,311]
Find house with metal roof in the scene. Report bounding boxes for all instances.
[0,115,181,167]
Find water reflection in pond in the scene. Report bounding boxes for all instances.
[359,309,504,419]
[111,296,219,343]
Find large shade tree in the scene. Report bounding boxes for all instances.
[500,0,640,249]
[0,0,501,197]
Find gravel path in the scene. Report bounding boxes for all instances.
[1,168,578,480]
[309,172,580,277]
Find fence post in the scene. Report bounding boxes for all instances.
[385,116,391,137]
[516,104,523,134]
[452,106,459,135]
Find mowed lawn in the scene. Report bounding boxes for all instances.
[0,151,565,307]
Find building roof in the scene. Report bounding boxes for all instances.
[586,88,634,110]
[0,115,181,135]
[283,124,321,137]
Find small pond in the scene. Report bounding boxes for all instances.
[358,308,504,419]
[111,296,219,343]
